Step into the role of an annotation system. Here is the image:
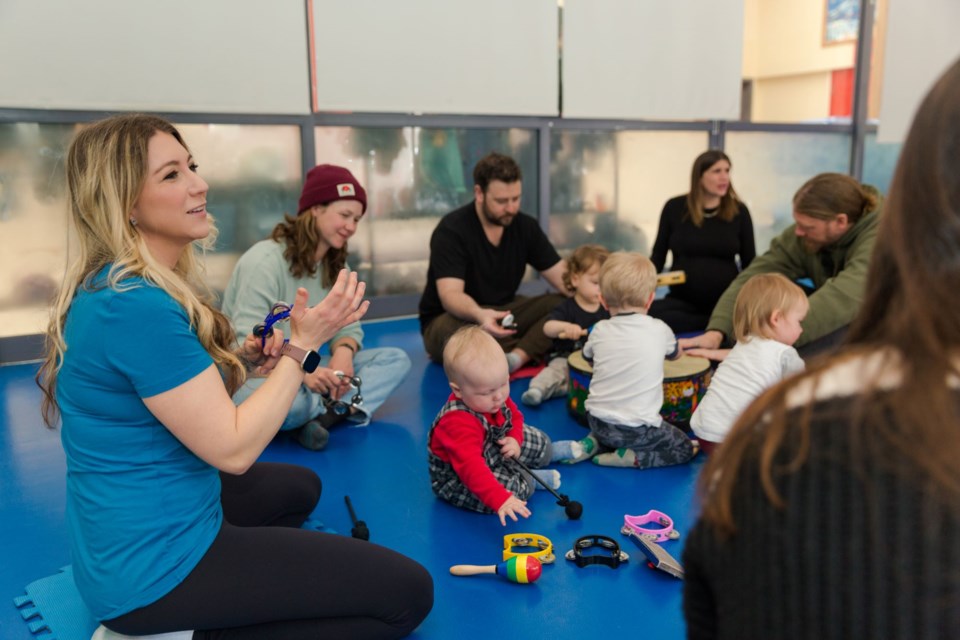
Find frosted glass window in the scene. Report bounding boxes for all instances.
[0,0,309,114]
[0,122,302,340]
[862,132,901,198]
[314,126,539,296]
[311,0,558,116]
[549,130,709,256]
[563,0,742,120]
[724,131,851,250]
[177,124,304,294]
[0,123,74,339]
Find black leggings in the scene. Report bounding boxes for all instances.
[104,463,434,639]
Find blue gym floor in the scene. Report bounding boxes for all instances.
[0,316,705,639]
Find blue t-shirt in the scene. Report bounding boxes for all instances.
[57,274,220,620]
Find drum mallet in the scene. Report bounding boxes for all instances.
[511,457,583,520]
[344,495,369,540]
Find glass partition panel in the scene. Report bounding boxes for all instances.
[862,131,901,197]
[314,126,539,297]
[0,122,74,339]
[0,122,301,341]
[177,124,303,295]
[724,131,852,250]
[549,129,709,258]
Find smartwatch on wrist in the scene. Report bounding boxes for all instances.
[280,343,321,374]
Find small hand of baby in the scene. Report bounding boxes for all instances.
[498,495,531,526]
[498,436,521,459]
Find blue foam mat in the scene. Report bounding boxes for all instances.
[13,566,97,640]
[12,520,336,640]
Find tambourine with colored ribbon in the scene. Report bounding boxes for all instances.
[252,302,292,349]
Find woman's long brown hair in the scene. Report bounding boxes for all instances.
[270,208,347,287]
[685,150,741,227]
[698,57,960,536]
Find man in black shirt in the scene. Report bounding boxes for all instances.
[418,153,567,370]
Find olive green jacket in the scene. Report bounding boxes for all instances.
[706,204,881,347]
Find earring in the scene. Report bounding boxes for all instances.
[129,218,138,227]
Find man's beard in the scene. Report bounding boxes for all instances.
[482,202,516,227]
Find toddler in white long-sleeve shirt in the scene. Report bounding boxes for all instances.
[686,273,808,454]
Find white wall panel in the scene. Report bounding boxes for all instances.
[877,0,960,142]
[563,0,743,120]
[0,0,310,114]
[311,0,558,116]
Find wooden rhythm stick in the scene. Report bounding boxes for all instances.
[656,270,686,286]
[449,556,543,584]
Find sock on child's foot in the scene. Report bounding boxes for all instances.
[592,447,638,468]
[296,419,331,451]
[531,469,561,491]
[521,388,544,406]
[505,352,523,373]
[551,435,598,464]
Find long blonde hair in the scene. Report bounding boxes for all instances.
[37,114,245,427]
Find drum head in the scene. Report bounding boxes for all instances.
[663,355,710,380]
[567,350,593,374]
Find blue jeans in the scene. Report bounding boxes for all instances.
[233,347,412,430]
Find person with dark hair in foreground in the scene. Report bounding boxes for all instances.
[682,56,960,639]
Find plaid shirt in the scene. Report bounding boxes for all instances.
[428,396,549,513]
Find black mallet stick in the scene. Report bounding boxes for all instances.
[344,495,370,540]
[511,457,583,519]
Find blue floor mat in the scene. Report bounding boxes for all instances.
[11,519,337,640]
[13,566,97,640]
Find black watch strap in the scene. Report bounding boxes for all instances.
[281,343,321,373]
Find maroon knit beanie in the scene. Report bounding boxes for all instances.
[297,164,367,214]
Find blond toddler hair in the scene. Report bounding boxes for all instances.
[442,325,503,385]
[598,252,658,309]
[732,273,809,342]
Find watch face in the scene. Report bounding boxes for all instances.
[302,350,322,374]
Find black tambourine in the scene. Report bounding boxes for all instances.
[565,535,629,569]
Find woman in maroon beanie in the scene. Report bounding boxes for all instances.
[223,164,412,450]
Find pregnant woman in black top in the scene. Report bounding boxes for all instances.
[649,150,756,334]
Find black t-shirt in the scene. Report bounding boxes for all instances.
[546,297,610,357]
[418,203,562,332]
[649,195,756,313]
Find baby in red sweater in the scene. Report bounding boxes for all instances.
[427,326,559,525]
